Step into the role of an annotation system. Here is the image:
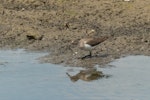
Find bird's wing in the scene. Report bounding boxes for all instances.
[86,37,107,46]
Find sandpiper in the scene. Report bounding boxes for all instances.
[79,36,108,59]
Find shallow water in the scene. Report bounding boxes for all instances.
[0,50,150,100]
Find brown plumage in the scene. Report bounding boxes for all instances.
[79,36,108,58]
[84,37,108,46]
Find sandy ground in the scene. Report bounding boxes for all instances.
[0,0,150,67]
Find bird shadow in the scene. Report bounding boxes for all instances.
[78,54,110,60]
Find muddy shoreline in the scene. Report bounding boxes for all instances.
[0,0,150,67]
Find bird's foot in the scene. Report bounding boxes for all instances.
[78,55,92,60]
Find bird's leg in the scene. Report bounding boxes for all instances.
[89,51,92,57]
[80,51,92,60]
[81,51,92,59]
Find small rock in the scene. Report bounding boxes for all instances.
[26,35,43,40]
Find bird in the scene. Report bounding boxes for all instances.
[78,36,108,59]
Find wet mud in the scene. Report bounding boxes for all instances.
[0,0,150,67]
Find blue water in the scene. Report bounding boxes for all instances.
[0,49,150,100]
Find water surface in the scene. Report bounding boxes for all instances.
[0,50,150,100]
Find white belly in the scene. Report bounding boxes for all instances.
[84,44,93,50]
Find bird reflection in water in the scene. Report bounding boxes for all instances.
[66,68,107,82]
